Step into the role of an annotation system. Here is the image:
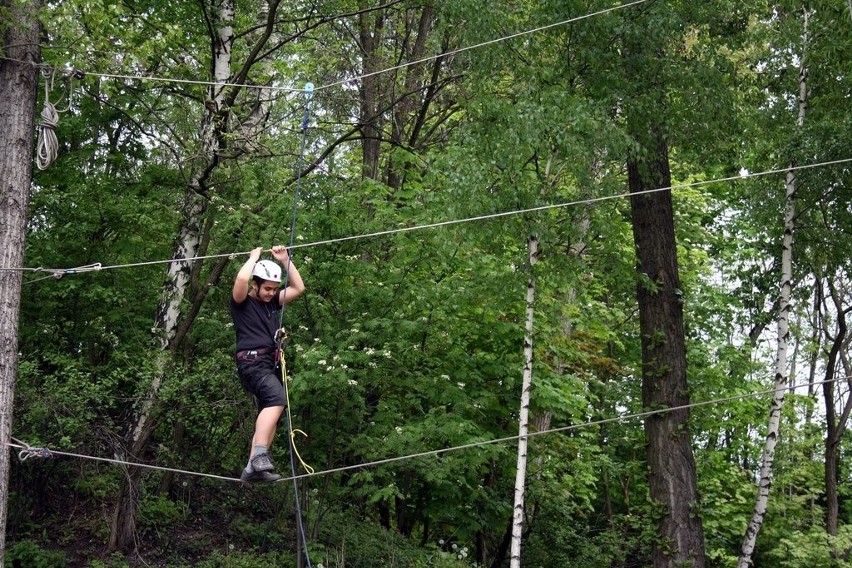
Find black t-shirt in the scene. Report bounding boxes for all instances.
[230,293,282,352]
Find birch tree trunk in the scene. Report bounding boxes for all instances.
[0,2,41,564]
[510,234,538,568]
[108,0,235,553]
[738,11,809,566]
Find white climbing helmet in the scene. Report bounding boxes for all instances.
[252,260,282,283]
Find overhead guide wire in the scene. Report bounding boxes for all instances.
[0,0,651,96]
[7,157,852,281]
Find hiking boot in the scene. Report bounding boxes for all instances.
[240,469,282,483]
[250,452,275,472]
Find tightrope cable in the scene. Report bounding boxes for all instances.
[8,377,843,485]
[9,157,852,280]
[277,376,848,483]
[9,437,241,482]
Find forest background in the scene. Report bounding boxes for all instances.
[1,0,851,566]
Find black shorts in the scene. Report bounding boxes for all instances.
[235,352,286,410]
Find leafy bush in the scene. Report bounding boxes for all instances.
[5,540,66,568]
[182,549,294,568]
[761,526,852,568]
[316,511,471,568]
[85,552,130,568]
[139,494,190,532]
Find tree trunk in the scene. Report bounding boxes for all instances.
[736,127,799,568]
[358,1,384,180]
[475,460,497,564]
[628,127,706,568]
[738,10,809,566]
[232,0,280,156]
[510,234,538,568]
[804,280,822,431]
[0,2,41,563]
[822,280,852,544]
[108,0,235,553]
[387,4,434,189]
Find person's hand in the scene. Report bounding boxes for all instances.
[271,245,290,264]
[249,246,263,261]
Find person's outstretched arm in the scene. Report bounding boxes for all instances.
[232,247,263,303]
[271,245,305,304]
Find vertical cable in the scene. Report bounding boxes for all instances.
[278,82,314,568]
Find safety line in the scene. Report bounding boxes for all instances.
[0,0,650,96]
[8,157,852,280]
[278,83,315,568]
[8,376,843,486]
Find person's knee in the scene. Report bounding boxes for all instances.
[265,404,285,416]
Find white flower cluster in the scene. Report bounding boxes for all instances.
[437,540,470,561]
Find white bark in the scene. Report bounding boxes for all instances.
[110,0,235,553]
[738,11,809,566]
[510,234,538,568]
[127,0,234,454]
[0,2,41,565]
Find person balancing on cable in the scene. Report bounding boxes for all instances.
[230,245,305,483]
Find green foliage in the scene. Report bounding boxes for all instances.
[183,550,294,568]
[85,552,131,568]
[316,510,472,568]
[523,512,652,567]
[761,526,852,568]
[5,540,66,568]
[697,452,755,566]
[139,495,190,532]
[7,0,852,565]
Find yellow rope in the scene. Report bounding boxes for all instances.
[280,344,314,474]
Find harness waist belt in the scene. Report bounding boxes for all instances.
[235,347,273,358]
